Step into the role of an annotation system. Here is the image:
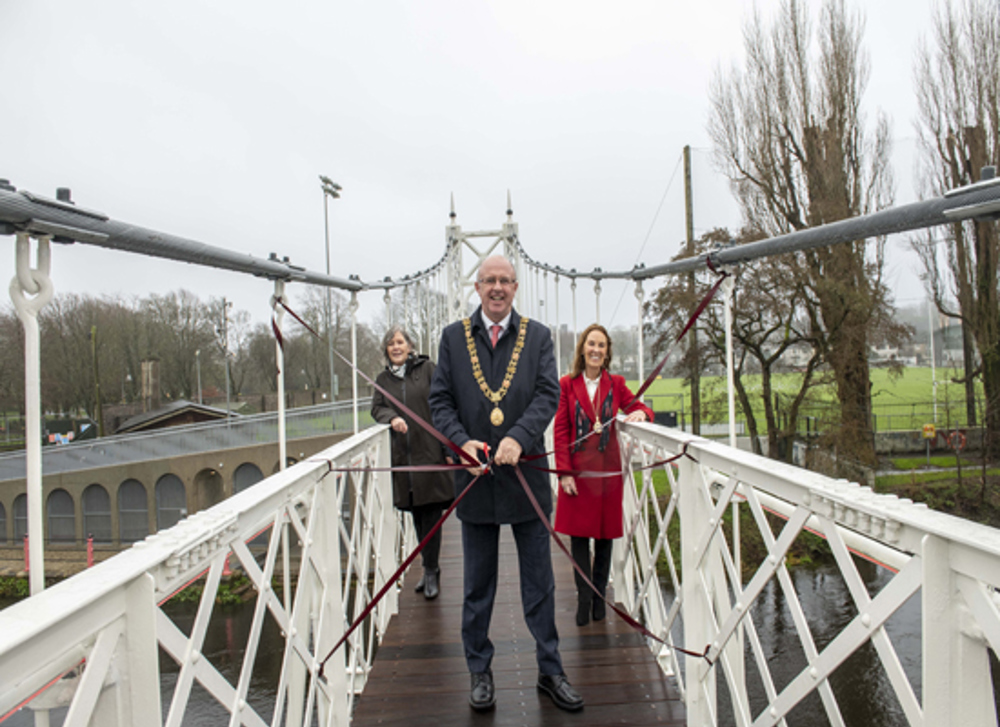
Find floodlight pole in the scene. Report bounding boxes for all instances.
[320,175,342,428]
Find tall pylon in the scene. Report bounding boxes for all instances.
[445,191,520,322]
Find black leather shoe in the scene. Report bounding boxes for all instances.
[414,573,425,593]
[470,671,496,711]
[537,673,584,712]
[424,568,439,600]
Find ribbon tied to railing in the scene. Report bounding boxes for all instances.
[283,261,732,678]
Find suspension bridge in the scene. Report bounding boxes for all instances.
[1,174,1000,726]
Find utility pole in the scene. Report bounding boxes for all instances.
[90,325,104,437]
[684,145,701,435]
[217,298,232,425]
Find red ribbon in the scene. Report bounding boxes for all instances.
[276,266,729,672]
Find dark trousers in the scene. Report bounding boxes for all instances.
[411,502,445,571]
[461,518,563,675]
[570,536,612,598]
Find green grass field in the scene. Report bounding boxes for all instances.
[628,365,984,432]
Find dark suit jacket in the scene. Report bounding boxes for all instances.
[429,307,559,524]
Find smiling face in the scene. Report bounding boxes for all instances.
[474,256,518,323]
[582,329,609,376]
[385,331,412,366]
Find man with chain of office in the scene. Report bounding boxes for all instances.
[429,254,583,713]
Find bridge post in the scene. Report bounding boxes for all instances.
[119,573,162,726]
[922,533,998,725]
[315,453,350,724]
[350,291,359,434]
[273,280,287,471]
[10,232,54,596]
[634,280,644,383]
[553,274,561,371]
[678,449,716,724]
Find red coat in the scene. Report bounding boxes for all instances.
[552,371,654,539]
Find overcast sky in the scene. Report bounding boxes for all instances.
[3,0,938,331]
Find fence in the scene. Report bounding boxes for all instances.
[0,424,409,726]
[614,417,1000,725]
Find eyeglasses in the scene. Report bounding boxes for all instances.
[477,277,517,287]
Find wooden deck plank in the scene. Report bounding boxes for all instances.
[350,521,686,726]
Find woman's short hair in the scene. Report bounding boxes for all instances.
[381,326,416,363]
[570,323,612,378]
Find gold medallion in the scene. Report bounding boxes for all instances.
[463,316,529,429]
[593,420,603,433]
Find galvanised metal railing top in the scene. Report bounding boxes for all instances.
[0,424,407,727]
[2,174,998,289]
[613,418,1000,726]
[0,399,372,483]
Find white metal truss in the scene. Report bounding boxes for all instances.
[614,419,1000,727]
[443,194,520,323]
[0,426,398,727]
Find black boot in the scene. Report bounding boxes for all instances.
[571,537,592,626]
[592,539,612,621]
[414,573,426,593]
[576,590,591,626]
[423,567,440,600]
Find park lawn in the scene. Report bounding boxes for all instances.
[891,455,975,470]
[628,365,983,430]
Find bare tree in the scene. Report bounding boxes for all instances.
[647,229,832,460]
[912,0,1000,461]
[371,282,448,362]
[709,0,895,466]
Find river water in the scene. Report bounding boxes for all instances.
[2,558,997,725]
[715,558,922,726]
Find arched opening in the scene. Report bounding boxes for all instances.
[47,489,76,543]
[194,468,225,512]
[13,494,27,542]
[234,462,264,493]
[155,474,187,531]
[118,479,149,544]
[0,502,6,545]
[82,484,112,543]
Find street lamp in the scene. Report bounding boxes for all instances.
[320,175,342,428]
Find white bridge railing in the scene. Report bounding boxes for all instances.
[4,418,1000,725]
[0,424,405,727]
[614,420,1000,726]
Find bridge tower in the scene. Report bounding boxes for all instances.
[445,192,520,322]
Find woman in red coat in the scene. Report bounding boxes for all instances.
[553,323,653,626]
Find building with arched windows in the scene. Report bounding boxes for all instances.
[0,430,350,576]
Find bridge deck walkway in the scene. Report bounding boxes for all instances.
[351,521,685,727]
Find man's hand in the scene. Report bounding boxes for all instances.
[461,439,487,475]
[390,416,408,433]
[493,436,522,467]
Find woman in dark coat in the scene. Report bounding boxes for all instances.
[371,326,453,599]
[553,323,653,625]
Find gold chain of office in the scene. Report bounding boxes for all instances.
[462,316,529,427]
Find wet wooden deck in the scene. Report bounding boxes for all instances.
[351,522,686,727]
